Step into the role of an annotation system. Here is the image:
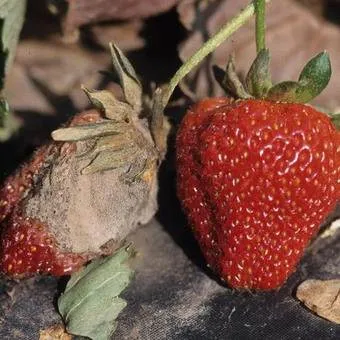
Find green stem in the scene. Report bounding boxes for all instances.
[255,0,266,52]
[161,0,271,107]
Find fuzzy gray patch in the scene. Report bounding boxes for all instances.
[23,119,158,254]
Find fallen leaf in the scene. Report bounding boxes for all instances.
[89,20,145,52]
[0,0,26,139]
[0,0,26,77]
[296,279,340,324]
[6,40,110,114]
[58,245,134,340]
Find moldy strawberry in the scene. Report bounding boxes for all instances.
[0,43,169,278]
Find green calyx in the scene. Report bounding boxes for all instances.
[246,48,272,98]
[219,0,332,104]
[216,50,331,104]
[325,112,340,130]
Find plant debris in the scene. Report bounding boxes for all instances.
[296,279,340,324]
[39,324,72,340]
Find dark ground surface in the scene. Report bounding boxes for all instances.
[0,165,339,339]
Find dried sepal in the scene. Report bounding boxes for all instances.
[51,42,167,177]
[150,86,169,156]
[52,121,127,142]
[223,56,252,100]
[81,145,138,175]
[77,134,135,160]
[82,87,133,121]
[110,42,142,110]
[123,157,151,184]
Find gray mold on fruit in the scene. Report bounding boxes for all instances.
[23,122,158,254]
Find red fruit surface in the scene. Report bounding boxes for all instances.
[0,210,87,278]
[176,98,340,290]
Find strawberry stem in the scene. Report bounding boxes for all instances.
[160,0,272,108]
[255,0,266,52]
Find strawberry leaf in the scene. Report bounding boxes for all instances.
[0,0,26,137]
[245,48,272,98]
[58,245,134,340]
[0,0,26,79]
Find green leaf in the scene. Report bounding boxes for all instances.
[296,51,331,103]
[266,52,331,103]
[245,48,272,98]
[0,0,26,140]
[109,42,142,110]
[58,245,134,340]
[0,0,26,79]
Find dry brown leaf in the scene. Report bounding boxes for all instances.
[39,324,72,340]
[6,40,110,114]
[178,0,340,109]
[89,20,145,51]
[63,0,180,35]
[296,279,340,324]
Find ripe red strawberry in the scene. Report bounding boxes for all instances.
[176,97,340,290]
